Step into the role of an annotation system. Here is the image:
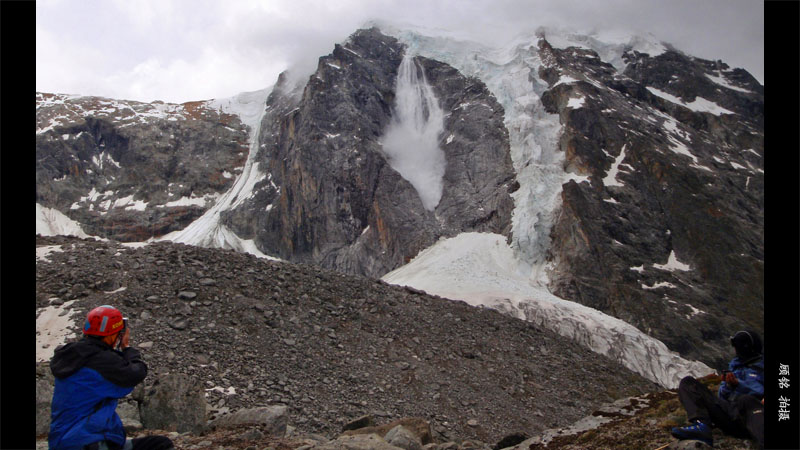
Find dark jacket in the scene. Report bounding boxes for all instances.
[49,337,147,450]
[718,355,764,401]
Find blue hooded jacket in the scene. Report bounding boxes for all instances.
[49,337,147,450]
[718,355,764,401]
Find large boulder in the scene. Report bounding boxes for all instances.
[35,363,55,437]
[208,405,288,437]
[116,399,143,432]
[385,425,423,450]
[342,417,432,445]
[316,433,404,450]
[138,373,207,433]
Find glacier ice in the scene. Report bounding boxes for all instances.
[379,27,714,388]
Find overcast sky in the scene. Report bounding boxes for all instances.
[36,0,764,104]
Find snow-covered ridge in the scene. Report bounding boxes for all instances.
[36,92,249,135]
[382,233,712,388]
[646,87,735,116]
[538,26,668,73]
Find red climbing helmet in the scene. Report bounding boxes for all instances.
[83,305,125,337]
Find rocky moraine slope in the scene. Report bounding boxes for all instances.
[36,235,656,445]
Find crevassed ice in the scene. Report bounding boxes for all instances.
[381,27,713,387]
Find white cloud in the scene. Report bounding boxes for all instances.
[36,0,764,103]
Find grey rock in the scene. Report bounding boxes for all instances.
[385,425,423,450]
[238,427,265,441]
[316,434,403,450]
[168,318,188,330]
[199,278,217,286]
[35,363,55,437]
[209,405,287,437]
[116,400,143,432]
[343,414,375,432]
[139,373,207,433]
[178,291,197,300]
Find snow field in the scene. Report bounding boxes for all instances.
[36,300,80,362]
[382,233,712,388]
[36,204,90,238]
[646,87,735,116]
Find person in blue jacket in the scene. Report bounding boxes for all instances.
[671,330,764,448]
[49,305,174,450]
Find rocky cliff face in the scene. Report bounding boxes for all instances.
[535,35,763,368]
[222,28,515,278]
[36,93,251,241]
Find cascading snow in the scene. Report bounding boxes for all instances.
[381,53,446,211]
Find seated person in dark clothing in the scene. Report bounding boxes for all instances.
[49,305,175,450]
[671,330,764,448]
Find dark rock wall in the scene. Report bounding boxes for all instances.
[536,38,763,367]
[36,94,251,241]
[227,28,515,278]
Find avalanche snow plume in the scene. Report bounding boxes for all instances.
[381,53,447,211]
[382,233,712,388]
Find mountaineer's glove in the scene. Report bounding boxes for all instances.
[723,371,739,387]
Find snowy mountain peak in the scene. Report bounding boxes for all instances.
[36,25,762,394]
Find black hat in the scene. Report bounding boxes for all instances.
[730,330,762,360]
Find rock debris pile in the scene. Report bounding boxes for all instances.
[36,235,656,447]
